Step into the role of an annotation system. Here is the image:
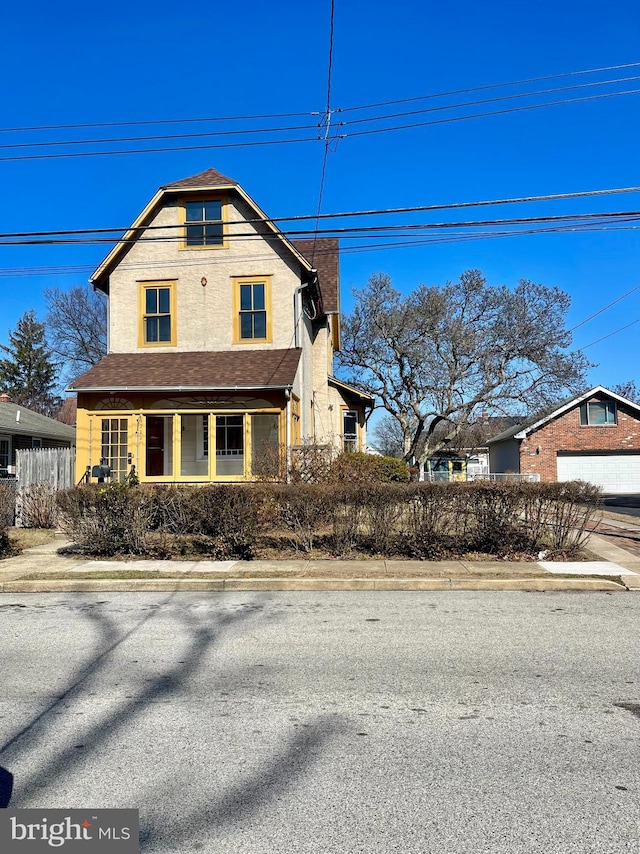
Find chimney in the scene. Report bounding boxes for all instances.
[0,392,11,404]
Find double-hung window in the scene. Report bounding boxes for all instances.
[233,277,271,343]
[140,282,176,346]
[183,199,224,247]
[579,400,617,426]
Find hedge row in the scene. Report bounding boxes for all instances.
[56,480,601,559]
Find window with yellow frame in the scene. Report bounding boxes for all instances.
[233,276,272,343]
[138,281,176,347]
[180,197,227,249]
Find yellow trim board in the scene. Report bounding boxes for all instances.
[232,275,273,344]
[137,281,177,348]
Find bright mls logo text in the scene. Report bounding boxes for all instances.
[0,809,139,852]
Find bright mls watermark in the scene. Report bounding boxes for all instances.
[0,810,138,852]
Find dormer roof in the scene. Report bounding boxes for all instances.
[90,167,319,295]
[161,167,239,190]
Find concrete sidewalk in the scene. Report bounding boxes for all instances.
[1,528,640,592]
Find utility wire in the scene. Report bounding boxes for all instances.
[569,283,640,332]
[579,317,640,350]
[344,74,640,126]
[312,0,337,264]
[3,86,638,163]
[344,87,640,139]
[0,210,638,246]
[1,74,636,153]
[339,61,640,112]
[0,186,638,239]
[0,121,323,152]
[1,60,636,134]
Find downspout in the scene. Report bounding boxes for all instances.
[293,282,308,442]
[285,388,292,483]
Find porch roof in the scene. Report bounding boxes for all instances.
[68,349,302,392]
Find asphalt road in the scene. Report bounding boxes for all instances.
[0,591,638,853]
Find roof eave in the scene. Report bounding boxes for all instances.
[328,376,375,406]
[68,383,294,394]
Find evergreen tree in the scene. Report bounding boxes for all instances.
[0,310,61,416]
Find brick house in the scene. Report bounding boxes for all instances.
[68,167,373,483]
[487,386,640,492]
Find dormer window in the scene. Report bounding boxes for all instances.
[579,400,617,425]
[182,199,225,248]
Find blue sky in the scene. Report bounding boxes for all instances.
[1,0,639,392]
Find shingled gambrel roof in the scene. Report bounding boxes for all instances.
[91,168,317,293]
[486,385,640,444]
[291,238,339,314]
[161,167,239,190]
[68,349,302,392]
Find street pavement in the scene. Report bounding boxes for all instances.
[0,591,638,853]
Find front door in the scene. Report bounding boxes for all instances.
[146,416,166,476]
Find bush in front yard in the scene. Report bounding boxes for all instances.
[55,479,602,559]
[328,452,410,484]
[57,483,154,555]
[19,482,58,529]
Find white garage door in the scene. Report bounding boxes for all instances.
[557,454,640,493]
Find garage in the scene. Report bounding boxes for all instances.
[557,453,640,493]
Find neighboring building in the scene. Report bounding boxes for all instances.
[487,386,640,493]
[0,393,76,476]
[69,167,373,483]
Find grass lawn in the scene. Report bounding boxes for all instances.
[7,527,57,551]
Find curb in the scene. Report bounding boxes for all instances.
[0,576,629,593]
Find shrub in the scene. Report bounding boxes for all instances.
[0,482,15,529]
[0,483,15,557]
[57,483,154,555]
[19,482,58,529]
[328,452,410,484]
[270,483,332,553]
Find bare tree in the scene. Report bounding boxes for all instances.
[612,380,639,404]
[371,414,406,457]
[338,270,591,475]
[44,285,107,381]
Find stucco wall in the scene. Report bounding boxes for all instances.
[108,194,308,354]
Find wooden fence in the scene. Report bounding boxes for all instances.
[16,447,76,490]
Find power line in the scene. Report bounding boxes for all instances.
[0,121,322,152]
[579,316,640,350]
[344,74,640,127]
[1,208,638,244]
[312,0,337,264]
[344,87,640,140]
[1,60,636,135]
[0,185,638,240]
[339,61,640,112]
[2,86,638,164]
[1,74,635,155]
[569,283,640,332]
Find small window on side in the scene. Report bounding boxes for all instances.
[579,400,617,425]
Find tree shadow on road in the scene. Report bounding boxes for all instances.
[0,594,346,850]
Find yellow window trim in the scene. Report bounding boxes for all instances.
[83,409,283,482]
[178,193,228,251]
[138,281,177,348]
[232,275,273,344]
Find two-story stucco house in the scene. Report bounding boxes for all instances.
[69,168,373,483]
